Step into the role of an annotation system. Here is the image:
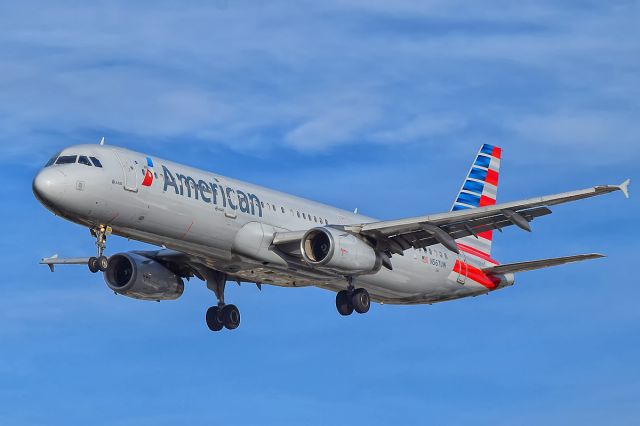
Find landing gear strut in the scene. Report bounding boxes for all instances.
[336,277,370,316]
[204,270,240,332]
[88,226,111,273]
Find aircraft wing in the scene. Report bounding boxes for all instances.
[483,253,605,274]
[343,180,630,255]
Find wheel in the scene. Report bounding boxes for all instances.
[88,257,99,273]
[221,304,241,330]
[206,306,224,331]
[336,290,354,316]
[97,255,109,271]
[352,288,370,314]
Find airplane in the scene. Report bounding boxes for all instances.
[33,140,631,332]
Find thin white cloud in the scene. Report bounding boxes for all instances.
[0,0,636,163]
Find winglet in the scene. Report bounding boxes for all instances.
[619,178,631,199]
[99,136,105,145]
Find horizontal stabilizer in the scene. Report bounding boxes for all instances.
[483,253,605,275]
[40,254,91,272]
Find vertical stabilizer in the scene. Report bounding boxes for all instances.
[451,144,502,256]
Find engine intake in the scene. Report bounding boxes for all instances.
[301,227,381,275]
[104,253,184,301]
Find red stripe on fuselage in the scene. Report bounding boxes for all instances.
[453,260,500,290]
[457,243,499,264]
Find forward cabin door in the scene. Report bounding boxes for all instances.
[114,151,138,193]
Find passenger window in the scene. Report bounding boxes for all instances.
[78,156,92,166]
[55,155,77,165]
[89,157,103,168]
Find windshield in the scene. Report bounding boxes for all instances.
[44,152,61,167]
[78,156,92,166]
[55,155,78,165]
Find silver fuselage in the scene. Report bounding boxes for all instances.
[33,144,510,304]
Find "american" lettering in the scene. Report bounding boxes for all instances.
[162,165,263,217]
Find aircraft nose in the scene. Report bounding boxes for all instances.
[32,167,67,207]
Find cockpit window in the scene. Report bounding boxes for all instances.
[90,157,103,168]
[44,152,60,167]
[78,156,92,166]
[55,155,77,165]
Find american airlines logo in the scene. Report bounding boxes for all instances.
[161,165,263,217]
[141,157,154,187]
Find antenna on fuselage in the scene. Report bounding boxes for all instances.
[99,136,105,145]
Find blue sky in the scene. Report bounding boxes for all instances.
[0,1,638,424]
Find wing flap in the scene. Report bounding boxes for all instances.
[345,180,629,256]
[483,253,605,275]
[386,206,552,251]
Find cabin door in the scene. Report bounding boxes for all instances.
[114,151,138,193]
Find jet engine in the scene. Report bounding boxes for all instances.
[104,253,184,301]
[301,227,382,275]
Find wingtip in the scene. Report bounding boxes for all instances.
[619,178,630,199]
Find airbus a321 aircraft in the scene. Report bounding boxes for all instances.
[33,140,630,331]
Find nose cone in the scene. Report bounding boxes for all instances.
[33,168,67,208]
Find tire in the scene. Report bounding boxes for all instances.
[351,288,370,314]
[336,290,354,316]
[221,304,241,330]
[88,257,99,274]
[97,255,109,272]
[206,306,224,331]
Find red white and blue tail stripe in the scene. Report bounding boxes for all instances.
[451,144,502,256]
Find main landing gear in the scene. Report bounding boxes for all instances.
[204,270,241,332]
[335,278,371,316]
[88,226,111,273]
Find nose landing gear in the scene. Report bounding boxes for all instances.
[88,226,111,273]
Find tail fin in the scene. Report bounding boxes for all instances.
[451,144,502,256]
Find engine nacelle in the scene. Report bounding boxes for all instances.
[301,227,381,275]
[104,253,184,301]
